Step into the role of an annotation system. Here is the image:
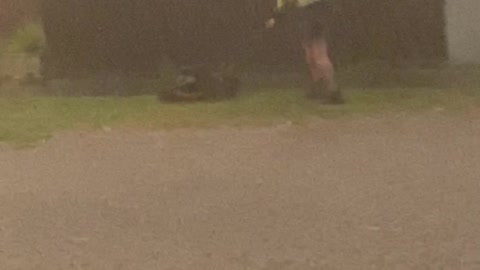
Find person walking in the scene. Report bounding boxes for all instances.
[267,0,343,104]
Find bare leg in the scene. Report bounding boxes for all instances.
[303,39,343,104]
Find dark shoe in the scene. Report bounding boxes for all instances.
[306,80,344,105]
[306,79,328,99]
[326,90,345,105]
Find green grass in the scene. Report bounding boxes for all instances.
[1,87,479,147]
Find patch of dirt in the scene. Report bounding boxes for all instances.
[1,113,480,270]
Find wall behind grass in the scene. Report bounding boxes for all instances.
[445,0,480,64]
[39,0,447,80]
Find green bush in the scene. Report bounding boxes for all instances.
[7,23,45,56]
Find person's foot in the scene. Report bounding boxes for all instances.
[306,80,344,105]
[307,91,344,104]
[325,90,345,104]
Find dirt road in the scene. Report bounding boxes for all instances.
[1,113,480,270]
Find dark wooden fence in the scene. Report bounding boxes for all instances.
[40,0,446,79]
[332,0,446,65]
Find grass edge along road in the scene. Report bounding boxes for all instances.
[1,87,479,147]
